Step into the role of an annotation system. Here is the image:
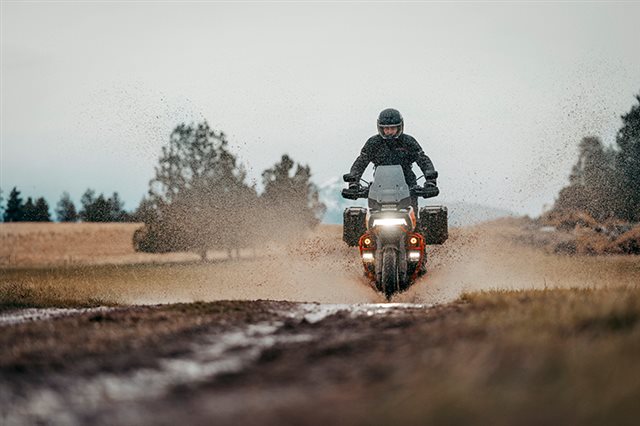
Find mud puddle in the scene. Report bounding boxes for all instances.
[1,302,430,426]
[0,307,118,327]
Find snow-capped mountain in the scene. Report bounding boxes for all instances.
[317,177,367,224]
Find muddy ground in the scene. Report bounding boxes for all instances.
[1,221,639,425]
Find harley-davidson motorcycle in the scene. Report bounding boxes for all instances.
[341,165,448,300]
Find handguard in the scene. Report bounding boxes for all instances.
[343,173,358,183]
[411,183,440,199]
[341,186,368,200]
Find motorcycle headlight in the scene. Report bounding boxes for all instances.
[372,218,406,227]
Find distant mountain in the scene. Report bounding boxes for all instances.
[318,177,367,224]
[318,177,515,227]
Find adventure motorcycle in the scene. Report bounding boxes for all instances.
[341,165,447,300]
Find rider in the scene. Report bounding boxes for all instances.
[347,108,437,211]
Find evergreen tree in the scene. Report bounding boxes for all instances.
[56,192,78,222]
[3,187,24,222]
[22,197,36,221]
[135,121,258,257]
[79,189,96,222]
[615,94,640,222]
[562,137,617,220]
[0,188,4,221]
[549,92,640,224]
[260,154,326,239]
[33,197,51,222]
[107,192,128,222]
[80,189,130,222]
[131,197,157,223]
[90,194,112,222]
[80,189,110,222]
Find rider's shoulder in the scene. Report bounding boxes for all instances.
[403,134,426,151]
[364,135,382,146]
[401,133,419,145]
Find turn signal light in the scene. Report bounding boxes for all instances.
[409,236,418,245]
[363,237,372,246]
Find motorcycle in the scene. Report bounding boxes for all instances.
[341,165,447,300]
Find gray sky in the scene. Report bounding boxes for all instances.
[2,1,639,216]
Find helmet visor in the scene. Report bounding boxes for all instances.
[378,124,401,139]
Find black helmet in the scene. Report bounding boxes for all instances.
[377,108,404,140]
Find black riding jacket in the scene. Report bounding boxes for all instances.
[349,134,435,187]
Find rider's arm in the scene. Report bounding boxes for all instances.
[408,137,436,176]
[349,137,375,181]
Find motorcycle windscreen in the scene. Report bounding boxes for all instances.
[368,165,412,209]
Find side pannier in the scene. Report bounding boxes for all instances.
[343,207,367,246]
[418,205,448,244]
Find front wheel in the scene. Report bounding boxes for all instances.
[381,247,400,300]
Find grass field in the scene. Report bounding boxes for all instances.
[0,222,201,267]
[1,221,639,308]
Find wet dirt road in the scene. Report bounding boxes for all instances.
[1,301,440,426]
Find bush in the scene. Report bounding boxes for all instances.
[543,210,599,231]
[612,225,640,255]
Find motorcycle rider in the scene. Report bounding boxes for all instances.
[347,108,438,212]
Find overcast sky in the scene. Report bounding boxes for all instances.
[2,1,639,216]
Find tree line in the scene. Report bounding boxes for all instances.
[547,93,640,223]
[1,120,325,259]
[0,188,129,223]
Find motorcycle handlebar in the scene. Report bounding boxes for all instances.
[341,187,368,200]
[410,185,440,199]
[341,185,439,200]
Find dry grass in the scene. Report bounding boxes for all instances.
[499,216,640,256]
[0,222,203,267]
[2,222,640,310]
[0,281,113,312]
[534,212,640,255]
[0,224,377,308]
[615,225,640,254]
[366,286,640,426]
